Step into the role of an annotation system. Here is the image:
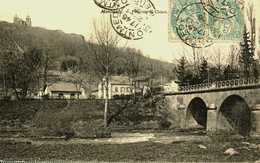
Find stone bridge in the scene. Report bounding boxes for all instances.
[164,79,260,136]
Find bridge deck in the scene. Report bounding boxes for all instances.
[164,78,260,96]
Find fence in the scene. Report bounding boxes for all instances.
[178,78,260,92]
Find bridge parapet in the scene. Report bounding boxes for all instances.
[178,78,260,93]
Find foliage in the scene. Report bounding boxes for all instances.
[175,56,188,85]
[0,48,45,99]
[239,27,255,79]
[223,65,240,80]
[199,57,208,82]
[175,33,259,86]
[0,21,175,95]
[252,61,259,80]
[32,100,111,138]
[60,57,80,72]
[108,95,173,129]
[71,120,111,138]
[124,48,143,78]
[0,100,67,127]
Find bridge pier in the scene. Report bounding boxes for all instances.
[251,104,260,134]
[177,105,186,129]
[206,104,217,132]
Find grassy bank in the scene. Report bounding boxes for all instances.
[0,137,260,162]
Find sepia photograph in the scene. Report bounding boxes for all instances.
[0,0,260,162]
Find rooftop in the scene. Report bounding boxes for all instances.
[48,82,81,93]
[109,76,132,85]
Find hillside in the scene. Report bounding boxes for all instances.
[0,21,175,83]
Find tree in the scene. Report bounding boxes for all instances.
[87,18,122,127]
[208,67,220,81]
[239,27,255,79]
[60,57,80,73]
[41,47,51,94]
[1,48,44,100]
[199,57,209,83]
[175,56,188,85]
[229,45,240,70]
[125,48,142,78]
[252,61,259,80]
[223,65,232,80]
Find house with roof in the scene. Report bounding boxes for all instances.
[44,82,86,99]
[98,76,134,99]
[132,76,151,93]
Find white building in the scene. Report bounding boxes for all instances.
[98,76,134,99]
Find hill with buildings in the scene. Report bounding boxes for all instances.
[0,20,175,93]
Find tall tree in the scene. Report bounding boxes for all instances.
[252,61,259,80]
[239,27,255,79]
[175,56,188,85]
[199,57,209,83]
[88,18,122,127]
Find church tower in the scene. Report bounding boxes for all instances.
[13,14,19,24]
[26,15,32,26]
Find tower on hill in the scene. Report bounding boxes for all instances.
[13,14,32,27]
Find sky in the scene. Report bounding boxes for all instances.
[0,0,259,62]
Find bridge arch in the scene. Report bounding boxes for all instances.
[218,95,251,136]
[186,97,208,128]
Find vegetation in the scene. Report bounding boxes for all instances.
[239,27,257,79]
[87,19,122,127]
[0,96,171,138]
[0,21,175,100]
[0,48,48,99]
[108,95,172,130]
[1,135,260,162]
[175,26,259,86]
[32,100,110,138]
[0,100,67,128]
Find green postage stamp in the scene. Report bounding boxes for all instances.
[168,0,245,48]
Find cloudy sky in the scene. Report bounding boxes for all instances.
[0,0,259,62]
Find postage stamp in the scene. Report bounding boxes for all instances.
[168,0,244,47]
[200,0,239,19]
[175,2,214,48]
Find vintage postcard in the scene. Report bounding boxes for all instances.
[0,0,260,162]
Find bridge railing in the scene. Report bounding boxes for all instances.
[178,78,260,92]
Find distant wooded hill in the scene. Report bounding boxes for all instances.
[0,21,175,84]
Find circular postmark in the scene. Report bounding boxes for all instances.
[94,0,129,11]
[110,0,156,40]
[200,0,239,19]
[176,3,213,48]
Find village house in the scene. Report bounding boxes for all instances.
[132,76,151,93]
[98,76,134,99]
[44,82,86,99]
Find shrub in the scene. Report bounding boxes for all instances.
[158,119,172,129]
[71,120,111,138]
[31,102,111,138]
[0,100,67,128]
[109,95,173,130]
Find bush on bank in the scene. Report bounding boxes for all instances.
[31,101,111,138]
[108,95,173,130]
